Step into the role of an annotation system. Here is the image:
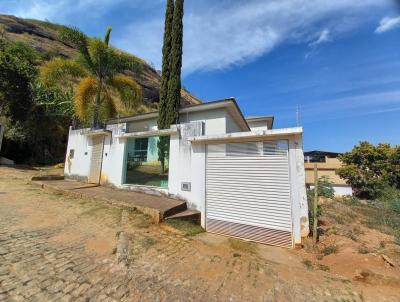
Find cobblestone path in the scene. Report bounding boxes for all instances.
[0,167,393,302]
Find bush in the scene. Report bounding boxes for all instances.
[364,186,400,242]
[337,142,400,199]
[342,195,360,206]
[395,233,400,246]
[322,245,338,255]
[376,186,400,214]
[308,176,335,199]
[302,260,313,270]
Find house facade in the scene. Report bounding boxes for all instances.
[64,98,309,248]
[304,150,353,196]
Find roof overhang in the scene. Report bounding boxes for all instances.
[115,127,178,139]
[106,98,250,131]
[81,129,112,137]
[245,116,274,129]
[189,127,303,144]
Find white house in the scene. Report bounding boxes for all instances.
[64,98,309,248]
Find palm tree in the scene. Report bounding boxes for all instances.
[40,27,142,128]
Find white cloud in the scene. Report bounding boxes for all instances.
[309,29,330,46]
[375,16,400,33]
[0,0,392,74]
[116,0,390,74]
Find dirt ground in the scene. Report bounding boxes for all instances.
[0,166,399,301]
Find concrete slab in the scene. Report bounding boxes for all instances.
[32,179,187,223]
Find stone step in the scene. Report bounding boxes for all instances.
[162,202,187,219]
[165,209,201,224]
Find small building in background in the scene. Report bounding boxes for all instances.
[304,150,353,196]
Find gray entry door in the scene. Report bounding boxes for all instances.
[206,140,293,248]
[88,136,104,184]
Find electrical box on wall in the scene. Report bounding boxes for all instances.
[181,182,191,191]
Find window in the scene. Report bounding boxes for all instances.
[134,138,148,161]
[124,136,169,187]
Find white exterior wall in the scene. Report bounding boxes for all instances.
[64,127,92,180]
[226,113,242,133]
[247,120,269,131]
[180,108,227,135]
[333,185,353,196]
[309,184,353,197]
[288,134,309,242]
[168,123,206,218]
[101,124,126,186]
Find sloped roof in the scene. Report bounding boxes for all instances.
[106,98,251,131]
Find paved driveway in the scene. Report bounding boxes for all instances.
[0,167,388,301]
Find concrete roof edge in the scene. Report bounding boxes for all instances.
[106,97,251,131]
[189,127,303,143]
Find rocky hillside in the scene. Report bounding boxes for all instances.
[0,14,201,107]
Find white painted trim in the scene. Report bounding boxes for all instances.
[115,128,178,139]
[82,129,112,137]
[189,127,303,143]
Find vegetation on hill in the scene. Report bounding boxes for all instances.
[40,26,143,127]
[0,38,73,163]
[0,15,201,164]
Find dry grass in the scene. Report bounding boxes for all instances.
[165,219,204,237]
[228,238,257,255]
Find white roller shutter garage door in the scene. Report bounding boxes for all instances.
[206,140,293,248]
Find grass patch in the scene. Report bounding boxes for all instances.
[395,233,400,246]
[27,19,70,34]
[228,238,257,255]
[302,260,313,270]
[318,264,330,271]
[343,225,364,241]
[358,245,369,254]
[165,219,204,236]
[140,236,157,250]
[322,245,338,256]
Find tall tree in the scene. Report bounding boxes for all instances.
[157,0,175,131]
[166,0,184,125]
[157,0,183,174]
[40,27,142,128]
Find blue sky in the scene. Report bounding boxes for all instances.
[1,0,399,151]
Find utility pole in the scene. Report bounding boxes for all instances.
[313,163,318,246]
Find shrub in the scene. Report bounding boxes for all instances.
[358,245,369,254]
[376,186,400,214]
[342,195,361,206]
[322,245,338,255]
[395,233,400,246]
[318,264,330,271]
[308,176,335,199]
[302,260,313,270]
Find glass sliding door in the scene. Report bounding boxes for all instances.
[124,136,169,187]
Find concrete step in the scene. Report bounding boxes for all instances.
[165,209,201,224]
[162,202,187,219]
